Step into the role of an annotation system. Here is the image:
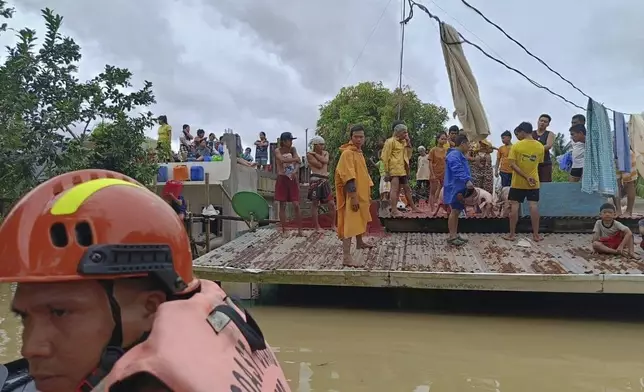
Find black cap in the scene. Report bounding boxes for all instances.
[515,121,533,133]
[280,132,297,141]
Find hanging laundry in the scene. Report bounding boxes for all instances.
[439,23,490,142]
[613,112,631,172]
[628,113,644,178]
[582,98,617,195]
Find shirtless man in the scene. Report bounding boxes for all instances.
[274,132,303,235]
[307,136,336,231]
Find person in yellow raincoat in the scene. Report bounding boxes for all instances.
[335,124,374,267]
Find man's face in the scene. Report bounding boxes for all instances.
[208,134,215,141]
[449,131,458,141]
[538,117,550,130]
[12,281,114,392]
[351,130,365,148]
[282,139,292,148]
[185,126,190,133]
[571,117,584,127]
[260,133,266,140]
[502,136,511,145]
[515,131,525,141]
[197,131,205,139]
[396,130,408,140]
[314,143,325,152]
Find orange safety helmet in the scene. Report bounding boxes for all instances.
[0,169,197,294]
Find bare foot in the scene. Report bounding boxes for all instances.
[356,241,374,249]
[343,255,364,267]
[532,234,543,242]
[502,234,516,241]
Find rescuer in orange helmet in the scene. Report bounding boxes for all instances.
[0,169,290,392]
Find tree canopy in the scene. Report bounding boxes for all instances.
[316,81,448,193]
[0,2,158,207]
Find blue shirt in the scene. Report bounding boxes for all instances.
[443,149,472,204]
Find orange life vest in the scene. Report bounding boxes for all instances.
[99,280,290,392]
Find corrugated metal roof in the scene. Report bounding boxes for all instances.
[194,228,644,275]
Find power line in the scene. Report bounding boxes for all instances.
[402,0,587,111]
[343,0,394,86]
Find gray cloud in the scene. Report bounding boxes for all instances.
[3,0,643,155]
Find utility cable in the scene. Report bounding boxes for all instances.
[459,0,619,113]
[343,0,394,85]
[403,0,587,111]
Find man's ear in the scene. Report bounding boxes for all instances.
[141,291,166,319]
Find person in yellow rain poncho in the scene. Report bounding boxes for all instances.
[156,114,172,162]
[381,121,421,217]
[335,124,374,267]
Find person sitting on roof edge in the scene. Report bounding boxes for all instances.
[592,203,638,259]
[0,169,290,392]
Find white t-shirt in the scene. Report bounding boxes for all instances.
[571,142,585,169]
[593,220,628,238]
[416,155,430,180]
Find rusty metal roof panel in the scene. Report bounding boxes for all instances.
[194,229,644,275]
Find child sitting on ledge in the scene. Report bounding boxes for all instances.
[592,203,637,259]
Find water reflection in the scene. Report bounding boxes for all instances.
[0,284,643,391]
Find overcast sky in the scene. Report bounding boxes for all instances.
[3,0,643,154]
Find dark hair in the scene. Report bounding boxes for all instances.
[572,114,586,124]
[515,121,533,134]
[259,131,266,137]
[501,130,512,138]
[209,132,215,137]
[569,124,586,135]
[158,115,168,124]
[350,124,365,137]
[182,124,189,130]
[435,131,447,143]
[600,203,615,212]
[391,120,405,131]
[454,134,469,147]
[448,125,460,134]
[539,114,552,123]
[197,129,205,136]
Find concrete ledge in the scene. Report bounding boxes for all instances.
[388,271,604,293]
[193,267,390,287]
[193,266,644,294]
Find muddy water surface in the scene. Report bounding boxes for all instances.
[0,284,643,391]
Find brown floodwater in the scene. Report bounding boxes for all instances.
[1,284,644,391]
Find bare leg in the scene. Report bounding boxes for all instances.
[293,202,303,236]
[625,234,638,258]
[356,233,374,249]
[404,184,421,212]
[503,201,519,241]
[447,207,460,240]
[342,238,363,267]
[528,201,542,242]
[327,200,337,230]
[428,180,437,209]
[592,241,619,255]
[279,201,287,234]
[389,177,400,217]
[625,181,636,216]
[312,200,321,230]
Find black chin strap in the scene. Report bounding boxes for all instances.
[76,281,144,392]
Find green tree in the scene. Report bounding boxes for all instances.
[0,5,157,205]
[317,82,448,196]
[552,132,572,158]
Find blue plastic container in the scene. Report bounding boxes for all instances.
[157,166,169,183]
[190,165,205,181]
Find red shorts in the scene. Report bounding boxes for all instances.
[599,232,625,250]
[275,175,300,202]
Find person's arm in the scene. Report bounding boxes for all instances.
[307,152,323,169]
[274,147,299,164]
[495,149,501,173]
[291,147,301,171]
[314,151,329,165]
[617,221,633,242]
[507,146,528,180]
[592,221,601,242]
[427,149,435,179]
[380,139,393,176]
[254,140,260,146]
[337,150,358,197]
[544,132,554,151]
[447,154,471,183]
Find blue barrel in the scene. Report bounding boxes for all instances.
[190,165,205,181]
[157,166,168,183]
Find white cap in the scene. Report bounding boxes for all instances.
[418,146,426,151]
[310,136,325,146]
